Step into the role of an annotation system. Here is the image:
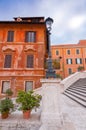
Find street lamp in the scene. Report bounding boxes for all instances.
[45,17,56,78]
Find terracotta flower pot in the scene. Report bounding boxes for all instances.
[1,112,9,119]
[23,110,31,119]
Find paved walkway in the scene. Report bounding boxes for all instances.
[61,94,86,130]
[0,94,86,130]
[0,109,41,130]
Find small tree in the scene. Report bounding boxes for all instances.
[77,66,84,71]
[52,59,60,69]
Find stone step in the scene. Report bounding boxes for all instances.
[71,79,86,86]
[64,91,86,102]
[69,85,86,88]
[63,92,86,107]
[68,87,86,92]
[65,89,86,97]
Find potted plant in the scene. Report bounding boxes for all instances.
[0,98,14,119]
[78,66,84,72]
[16,90,42,119]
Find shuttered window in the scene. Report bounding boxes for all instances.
[66,59,72,64]
[25,31,36,42]
[25,81,33,92]
[1,81,10,93]
[4,55,12,68]
[7,31,14,42]
[27,55,34,68]
[75,58,82,64]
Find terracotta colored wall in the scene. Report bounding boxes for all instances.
[0,22,47,97]
[51,41,86,78]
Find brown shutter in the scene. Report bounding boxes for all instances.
[4,55,12,68]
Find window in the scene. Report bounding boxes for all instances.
[76,49,80,54]
[75,58,82,64]
[1,81,10,93]
[25,31,36,42]
[4,55,12,68]
[85,58,86,63]
[7,31,14,42]
[56,50,59,55]
[25,81,33,92]
[68,68,72,74]
[27,55,34,68]
[66,59,72,64]
[67,50,70,55]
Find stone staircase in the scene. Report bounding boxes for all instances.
[63,78,86,107]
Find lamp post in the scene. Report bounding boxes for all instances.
[45,17,56,78]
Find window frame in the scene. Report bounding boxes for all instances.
[7,30,14,42]
[26,54,34,68]
[24,81,33,92]
[75,58,82,64]
[76,49,80,54]
[25,31,36,43]
[4,54,12,68]
[68,68,72,75]
[56,50,59,55]
[1,80,11,94]
[67,50,70,55]
[66,58,72,64]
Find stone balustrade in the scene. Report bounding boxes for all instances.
[60,71,86,92]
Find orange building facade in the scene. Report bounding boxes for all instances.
[51,40,86,78]
[0,17,48,97]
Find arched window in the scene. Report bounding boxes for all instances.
[56,50,59,55]
[67,50,70,55]
[68,68,72,74]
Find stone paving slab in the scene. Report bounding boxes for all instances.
[0,110,41,130]
[61,94,86,130]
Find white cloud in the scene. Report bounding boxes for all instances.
[68,15,86,30]
[0,0,86,44]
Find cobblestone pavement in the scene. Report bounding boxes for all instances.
[61,94,86,130]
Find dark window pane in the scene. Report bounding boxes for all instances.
[25,31,36,42]
[4,55,12,68]
[76,49,80,54]
[56,50,59,55]
[68,68,72,74]
[67,50,70,54]
[7,31,14,42]
[27,55,34,68]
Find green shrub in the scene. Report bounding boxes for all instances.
[16,90,42,112]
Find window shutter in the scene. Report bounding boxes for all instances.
[75,59,77,64]
[4,55,12,68]
[80,59,82,64]
[66,59,68,64]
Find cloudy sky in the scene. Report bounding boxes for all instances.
[0,0,86,45]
